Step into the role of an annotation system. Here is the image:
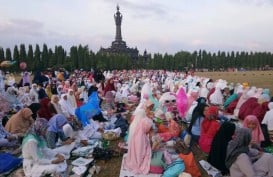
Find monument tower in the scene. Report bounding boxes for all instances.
[114,5,123,43]
[100,5,139,59]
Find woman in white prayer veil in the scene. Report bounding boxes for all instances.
[209,80,226,106]
[18,87,32,107]
[67,89,77,109]
[199,78,210,98]
[29,84,39,103]
[22,118,67,177]
[127,100,154,145]
[59,94,75,118]
[5,87,23,110]
[134,82,152,112]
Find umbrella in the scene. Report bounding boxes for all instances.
[0,60,16,67]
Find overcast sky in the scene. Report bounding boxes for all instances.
[1,0,273,54]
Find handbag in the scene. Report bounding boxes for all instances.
[150,151,166,174]
[102,132,119,141]
[92,147,113,160]
[179,152,201,177]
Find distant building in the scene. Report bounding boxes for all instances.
[99,5,139,60]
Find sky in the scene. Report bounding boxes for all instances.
[1,0,273,55]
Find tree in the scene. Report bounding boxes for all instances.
[0,47,4,61]
[47,48,56,67]
[34,44,41,70]
[19,44,27,63]
[27,45,34,71]
[41,44,49,69]
[12,45,19,71]
[5,48,12,61]
[70,46,78,69]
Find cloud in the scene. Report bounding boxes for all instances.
[0,19,44,37]
[100,0,167,19]
[228,0,273,6]
[245,41,262,50]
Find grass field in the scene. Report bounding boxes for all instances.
[196,71,273,96]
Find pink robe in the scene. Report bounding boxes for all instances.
[124,117,153,174]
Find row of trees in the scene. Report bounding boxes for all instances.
[0,44,273,72]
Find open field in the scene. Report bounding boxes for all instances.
[196,71,273,96]
[9,70,273,177]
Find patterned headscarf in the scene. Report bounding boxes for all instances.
[225,128,251,168]
[23,118,48,158]
[29,118,49,136]
[0,95,10,116]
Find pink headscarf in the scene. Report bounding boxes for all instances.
[243,115,265,144]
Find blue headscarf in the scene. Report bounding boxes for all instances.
[47,114,67,133]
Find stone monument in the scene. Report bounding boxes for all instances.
[99,5,139,60]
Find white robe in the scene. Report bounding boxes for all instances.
[59,97,76,117]
[22,139,67,177]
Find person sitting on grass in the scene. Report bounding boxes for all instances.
[199,106,221,154]
[207,121,236,175]
[5,108,34,140]
[226,127,273,177]
[22,118,67,177]
[46,114,74,149]
[243,115,265,148]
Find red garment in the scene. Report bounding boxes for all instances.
[77,100,84,107]
[226,98,239,114]
[204,106,219,118]
[199,119,220,153]
[199,106,220,153]
[238,97,259,120]
[252,101,269,123]
[158,120,180,141]
[104,79,116,96]
[38,98,52,120]
[157,124,169,133]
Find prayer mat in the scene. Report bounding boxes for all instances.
[119,154,161,177]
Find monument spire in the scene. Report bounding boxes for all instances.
[99,5,139,60]
[114,4,123,42]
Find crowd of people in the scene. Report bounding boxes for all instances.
[0,68,273,177]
